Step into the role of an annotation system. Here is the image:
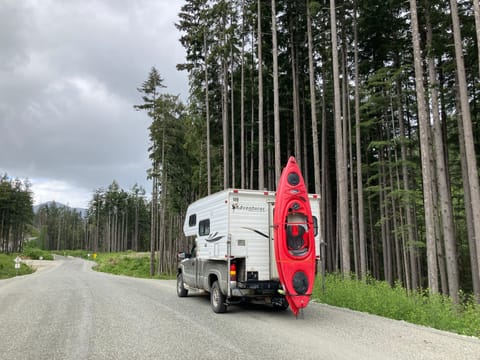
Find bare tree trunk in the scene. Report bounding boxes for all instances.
[457,90,480,301]
[306,1,325,271]
[290,20,301,166]
[473,0,480,78]
[387,135,401,284]
[204,32,211,195]
[222,33,229,189]
[134,197,139,251]
[425,1,459,303]
[409,0,438,293]
[397,80,417,291]
[433,182,448,295]
[380,154,392,285]
[390,86,410,289]
[394,131,411,290]
[322,90,332,271]
[330,0,350,275]
[272,0,281,184]
[347,86,358,277]
[267,110,274,189]
[307,1,321,196]
[158,129,167,276]
[258,0,264,190]
[353,0,366,279]
[150,174,157,276]
[251,74,255,189]
[240,0,245,189]
[341,35,357,277]
[231,45,235,188]
[449,0,480,289]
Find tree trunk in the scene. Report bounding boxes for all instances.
[349,91,359,277]
[272,0,281,184]
[353,0,366,279]
[306,1,325,272]
[330,0,350,275]
[150,174,157,276]
[473,0,480,78]
[449,0,480,290]
[290,19,301,166]
[307,1,321,196]
[204,32,211,195]
[222,33,229,189]
[231,45,235,188]
[158,129,167,275]
[380,153,392,285]
[240,0,245,189]
[258,0,264,190]
[425,1,459,303]
[409,0,438,293]
[457,89,480,301]
[397,77,417,291]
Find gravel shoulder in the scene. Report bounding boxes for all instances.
[22,258,61,272]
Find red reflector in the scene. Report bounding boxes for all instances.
[233,189,239,193]
[264,191,269,195]
[313,194,318,199]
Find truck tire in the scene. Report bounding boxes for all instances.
[210,280,227,313]
[177,273,188,297]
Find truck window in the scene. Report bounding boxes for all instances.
[189,214,197,227]
[199,219,210,236]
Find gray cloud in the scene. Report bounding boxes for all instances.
[0,0,187,207]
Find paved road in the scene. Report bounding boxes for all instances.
[0,256,479,360]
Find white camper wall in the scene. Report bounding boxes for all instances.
[182,189,323,281]
[185,190,230,260]
[228,190,274,280]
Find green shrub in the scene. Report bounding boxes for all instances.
[22,246,53,260]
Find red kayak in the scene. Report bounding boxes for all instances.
[274,156,316,316]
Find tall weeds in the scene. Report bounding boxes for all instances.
[313,274,480,338]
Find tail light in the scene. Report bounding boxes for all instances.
[230,263,237,281]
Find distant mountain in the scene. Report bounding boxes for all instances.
[33,201,87,217]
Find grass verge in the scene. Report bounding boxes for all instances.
[312,273,480,338]
[0,253,35,279]
[91,251,174,279]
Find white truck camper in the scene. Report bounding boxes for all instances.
[176,189,321,313]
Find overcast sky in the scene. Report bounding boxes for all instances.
[0,0,188,209]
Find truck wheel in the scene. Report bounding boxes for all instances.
[210,281,227,313]
[177,273,188,297]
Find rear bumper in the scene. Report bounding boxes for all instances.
[231,280,281,297]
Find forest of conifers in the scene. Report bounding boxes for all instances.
[2,0,480,303]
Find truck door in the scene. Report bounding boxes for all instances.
[182,242,198,287]
[184,258,197,287]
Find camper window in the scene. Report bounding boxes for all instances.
[189,214,197,227]
[313,216,318,236]
[199,219,210,236]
